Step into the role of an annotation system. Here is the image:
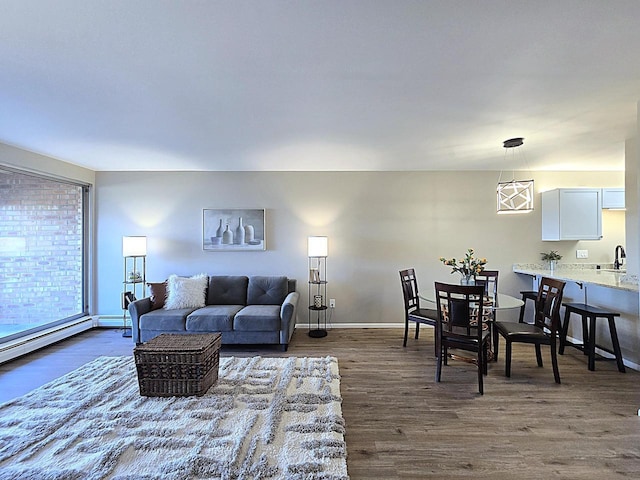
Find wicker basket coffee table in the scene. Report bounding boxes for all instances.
[133,333,221,397]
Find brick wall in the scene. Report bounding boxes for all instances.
[0,171,84,327]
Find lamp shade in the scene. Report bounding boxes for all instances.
[122,236,147,257]
[497,180,534,214]
[308,236,328,257]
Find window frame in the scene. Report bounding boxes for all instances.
[0,165,92,344]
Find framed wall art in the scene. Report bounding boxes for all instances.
[203,208,266,251]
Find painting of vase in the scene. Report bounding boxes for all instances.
[203,208,266,251]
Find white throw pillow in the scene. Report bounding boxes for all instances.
[164,274,208,310]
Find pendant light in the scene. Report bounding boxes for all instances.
[496,137,534,214]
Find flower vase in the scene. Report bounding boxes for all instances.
[549,260,555,272]
[460,274,475,285]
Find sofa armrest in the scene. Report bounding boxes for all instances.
[280,291,299,346]
[128,297,152,344]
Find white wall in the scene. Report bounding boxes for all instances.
[95,170,624,326]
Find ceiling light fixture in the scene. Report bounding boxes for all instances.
[496,137,534,214]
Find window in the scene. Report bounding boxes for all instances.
[0,167,89,342]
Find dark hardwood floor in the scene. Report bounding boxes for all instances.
[1,327,639,479]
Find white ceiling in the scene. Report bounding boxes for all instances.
[1,1,639,172]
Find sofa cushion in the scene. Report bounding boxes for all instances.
[207,276,249,305]
[139,308,193,331]
[234,305,281,331]
[165,274,208,310]
[186,305,243,332]
[247,276,288,305]
[147,281,167,310]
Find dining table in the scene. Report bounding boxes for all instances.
[419,292,524,310]
[419,291,524,362]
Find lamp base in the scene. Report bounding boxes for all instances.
[308,329,328,338]
[122,327,132,338]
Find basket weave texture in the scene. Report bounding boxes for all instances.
[134,333,221,397]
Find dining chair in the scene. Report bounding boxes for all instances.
[434,282,490,395]
[399,269,438,355]
[494,277,566,383]
[474,270,499,354]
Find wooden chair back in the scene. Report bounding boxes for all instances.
[535,277,565,335]
[399,268,421,314]
[434,282,486,341]
[475,270,499,301]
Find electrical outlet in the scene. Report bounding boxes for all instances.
[576,249,589,259]
[329,298,336,308]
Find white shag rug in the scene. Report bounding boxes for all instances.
[0,356,348,480]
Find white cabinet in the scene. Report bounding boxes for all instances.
[602,188,625,209]
[541,188,602,241]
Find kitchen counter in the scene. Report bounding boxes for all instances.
[513,264,640,370]
[513,264,639,293]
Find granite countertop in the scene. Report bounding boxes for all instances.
[513,263,639,293]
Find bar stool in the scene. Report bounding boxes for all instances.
[560,302,626,373]
[518,290,537,323]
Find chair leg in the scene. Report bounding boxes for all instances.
[436,347,443,382]
[482,342,488,375]
[550,340,561,384]
[581,315,589,356]
[535,344,543,367]
[505,341,512,377]
[607,317,626,373]
[415,322,420,339]
[588,315,596,371]
[403,318,409,347]
[477,348,484,395]
[493,329,500,361]
[559,308,571,354]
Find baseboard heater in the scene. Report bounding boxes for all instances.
[0,317,94,365]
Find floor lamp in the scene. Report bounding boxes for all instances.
[308,236,328,338]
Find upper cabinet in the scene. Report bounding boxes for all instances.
[541,188,602,241]
[602,188,625,209]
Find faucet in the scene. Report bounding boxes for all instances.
[614,245,626,270]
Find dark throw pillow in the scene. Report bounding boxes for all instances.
[147,281,167,310]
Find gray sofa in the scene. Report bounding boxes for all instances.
[129,275,299,351]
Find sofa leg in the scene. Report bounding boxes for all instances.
[281,344,288,352]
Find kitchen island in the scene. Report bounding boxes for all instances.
[513,264,639,370]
